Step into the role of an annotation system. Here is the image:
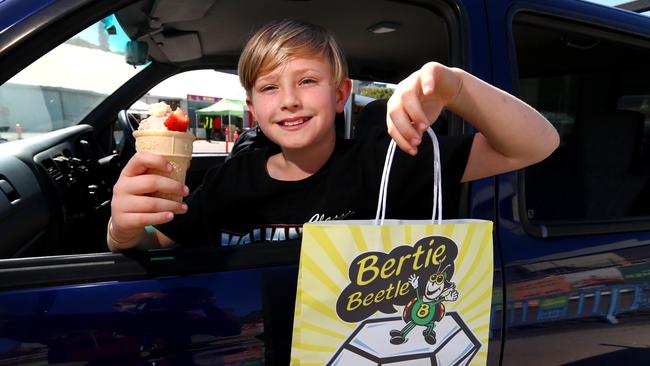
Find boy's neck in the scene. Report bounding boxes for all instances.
[266,135,336,181]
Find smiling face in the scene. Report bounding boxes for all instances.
[424,273,446,301]
[246,56,350,153]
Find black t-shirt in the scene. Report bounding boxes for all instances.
[157,126,474,246]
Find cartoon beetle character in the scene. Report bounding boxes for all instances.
[390,264,459,345]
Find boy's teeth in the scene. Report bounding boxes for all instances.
[283,119,305,126]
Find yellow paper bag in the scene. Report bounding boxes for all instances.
[291,130,494,366]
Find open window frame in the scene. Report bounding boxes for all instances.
[512,12,650,238]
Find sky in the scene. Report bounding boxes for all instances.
[584,0,650,15]
[589,0,624,5]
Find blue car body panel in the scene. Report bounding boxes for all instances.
[1,263,297,364]
[0,0,54,34]
[483,1,650,364]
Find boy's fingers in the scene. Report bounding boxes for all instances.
[387,112,418,156]
[121,152,172,178]
[116,211,176,231]
[387,127,415,156]
[421,62,462,104]
[111,196,186,234]
[117,195,188,215]
[400,93,430,133]
[389,104,422,144]
[125,174,188,197]
[112,175,187,204]
[419,63,437,96]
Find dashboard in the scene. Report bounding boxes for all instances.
[0,125,119,258]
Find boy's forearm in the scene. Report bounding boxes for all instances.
[446,68,559,163]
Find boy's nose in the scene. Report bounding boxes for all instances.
[280,88,301,110]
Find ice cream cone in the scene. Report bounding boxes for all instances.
[133,129,194,202]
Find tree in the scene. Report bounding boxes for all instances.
[360,87,394,100]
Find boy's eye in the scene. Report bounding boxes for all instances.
[300,78,316,85]
[259,84,277,92]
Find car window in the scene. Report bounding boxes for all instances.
[0,15,147,142]
[124,69,248,154]
[513,13,650,236]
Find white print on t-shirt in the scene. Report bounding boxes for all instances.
[218,210,355,246]
[308,210,355,223]
[220,225,303,246]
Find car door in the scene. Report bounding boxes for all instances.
[485,0,650,364]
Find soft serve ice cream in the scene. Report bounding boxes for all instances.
[133,102,194,202]
[138,102,190,132]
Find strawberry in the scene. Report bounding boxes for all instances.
[164,107,190,132]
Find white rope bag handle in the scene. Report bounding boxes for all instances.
[375,127,442,225]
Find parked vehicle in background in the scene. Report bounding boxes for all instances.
[0,0,649,364]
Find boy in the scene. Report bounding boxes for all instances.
[107,19,558,250]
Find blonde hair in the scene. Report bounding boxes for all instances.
[238,19,348,97]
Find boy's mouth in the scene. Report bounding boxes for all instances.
[278,116,312,128]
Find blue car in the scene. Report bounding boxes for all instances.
[1,0,649,364]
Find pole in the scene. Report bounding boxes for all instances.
[194,112,198,135]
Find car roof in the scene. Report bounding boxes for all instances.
[114,0,453,83]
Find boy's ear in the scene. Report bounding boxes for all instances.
[246,98,256,120]
[335,79,353,112]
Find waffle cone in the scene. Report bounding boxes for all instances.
[133,130,194,202]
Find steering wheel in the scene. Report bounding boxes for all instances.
[116,109,140,149]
